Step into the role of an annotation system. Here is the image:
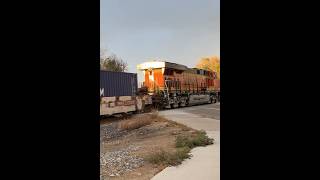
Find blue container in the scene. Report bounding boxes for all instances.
[100,70,137,97]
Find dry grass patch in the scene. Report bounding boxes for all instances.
[116,111,171,131]
[146,147,191,166]
[118,117,152,131]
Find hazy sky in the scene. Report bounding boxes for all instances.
[101,0,220,81]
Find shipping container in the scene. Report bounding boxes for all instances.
[100,70,138,97]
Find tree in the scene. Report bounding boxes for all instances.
[100,49,128,72]
[196,56,220,79]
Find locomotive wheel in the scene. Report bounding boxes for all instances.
[171,102,179,109]
[186,102,192,107]
[154,103,164,110]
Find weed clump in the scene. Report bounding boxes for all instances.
[146,147,191,166]
[176,130,214,148]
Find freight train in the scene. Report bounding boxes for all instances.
[100,60,220,116]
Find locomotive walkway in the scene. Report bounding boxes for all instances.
[152,103,220,180]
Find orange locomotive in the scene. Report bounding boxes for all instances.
[137,60,219,109]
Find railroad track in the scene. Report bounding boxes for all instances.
[100,101,220,124]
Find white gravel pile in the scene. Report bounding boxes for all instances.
[100,145,144,178]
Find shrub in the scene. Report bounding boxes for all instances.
[176,130,214,148]
[146,147,191,166]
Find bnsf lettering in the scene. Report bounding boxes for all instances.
[100,88,104,96]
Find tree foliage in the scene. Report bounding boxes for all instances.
[100,49,128,72]
[196,56,220,79]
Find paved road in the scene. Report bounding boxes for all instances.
[152,103,220,180]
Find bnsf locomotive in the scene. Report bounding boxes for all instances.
[100,60,220,116]
[138,60,220,109]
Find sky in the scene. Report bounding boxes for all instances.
[100,0,220,84]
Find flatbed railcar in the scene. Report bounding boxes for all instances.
[100,70,152,117]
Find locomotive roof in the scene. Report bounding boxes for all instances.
[137,61,215,73]
[137,60,189,71]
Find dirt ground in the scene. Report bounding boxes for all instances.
[100,113,195,180]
